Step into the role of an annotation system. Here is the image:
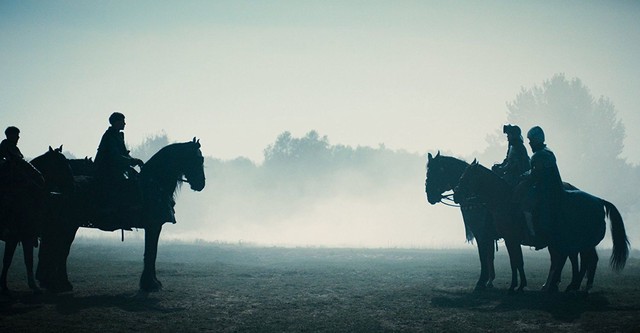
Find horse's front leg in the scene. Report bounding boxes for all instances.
[505,239,525,294]
[1,238,19,295]
[140,223,163,292]
[474,238,495,291]
[564,252,580,292]
[21,237,41,294]
[544,247,565,293]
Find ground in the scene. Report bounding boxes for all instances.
[1,239,639,332]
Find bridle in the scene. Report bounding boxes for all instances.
[439,192,460,207]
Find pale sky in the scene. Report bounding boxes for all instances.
[2,0,640,164]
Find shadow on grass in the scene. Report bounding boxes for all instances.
[430,288,639,321]
[1,289,185,317]
[0,291,45,316]
[47,291,185,315]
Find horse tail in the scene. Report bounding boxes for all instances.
[604,200,629,271]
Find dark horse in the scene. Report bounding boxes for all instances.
[454,161,629,292]
[425,152,499,291]
[0,146,74,295]
[37,138,205,292]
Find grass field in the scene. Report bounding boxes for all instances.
[1,239,640,332]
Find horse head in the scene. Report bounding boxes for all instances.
[182,137,206,192]
[30,146,74,193]
[425,151,469,205]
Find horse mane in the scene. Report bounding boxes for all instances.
[428,153,469,176]
[465,162,513,202]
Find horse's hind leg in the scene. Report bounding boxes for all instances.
[584,248,598,292]
[1,238,19,295]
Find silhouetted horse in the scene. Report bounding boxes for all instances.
[0,146,74,295]
[454,161,629,292]
[425,152,498,291]
[37,139,205,292]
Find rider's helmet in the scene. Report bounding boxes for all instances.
[527,126,545,145]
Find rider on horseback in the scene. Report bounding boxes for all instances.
[94,112,144,219]
[492,124,530,187]
[521,126,564,249]
[0,126,24,162]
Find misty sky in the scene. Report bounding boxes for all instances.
[2,1,639,164]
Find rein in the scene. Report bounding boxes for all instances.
[440,192,460,208]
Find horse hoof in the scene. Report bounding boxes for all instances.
[140,283,162,292]
[53,281,73,293]
[140,278,162,292]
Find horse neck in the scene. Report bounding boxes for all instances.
[473,168,511,205]
[141,152,182,198]
[15,158,45,189]
[34,155,75,193]
[445,157,470,186]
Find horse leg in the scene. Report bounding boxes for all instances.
[584,248,598,292]
[542,247,556,292]
[21,237,41,293]
[545,247,566,293]
[1,238,19,295]
[505,239,525,294]
[474,238,492,291]
[40,224,76,292]
[140,224,163,292]
[56,225,78,292]
[487,240,496,288]
[564,252,580,292]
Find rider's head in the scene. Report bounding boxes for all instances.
[109,112,126,131]
[527,126,545,148]
[4,126,20,144]
[502,124,523,142]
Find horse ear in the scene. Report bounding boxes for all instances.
[49,146,54,152]
[192,137,197,143]
[436,150,441,157]
[472,158,478,165]
[56,145,63,153]
[428,153,433,161]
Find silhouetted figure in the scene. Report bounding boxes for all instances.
[491,124,530,187]
[94,112,144,218]
[1,126,26,236]
[521,126,564,249]
[0,126,24,162]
